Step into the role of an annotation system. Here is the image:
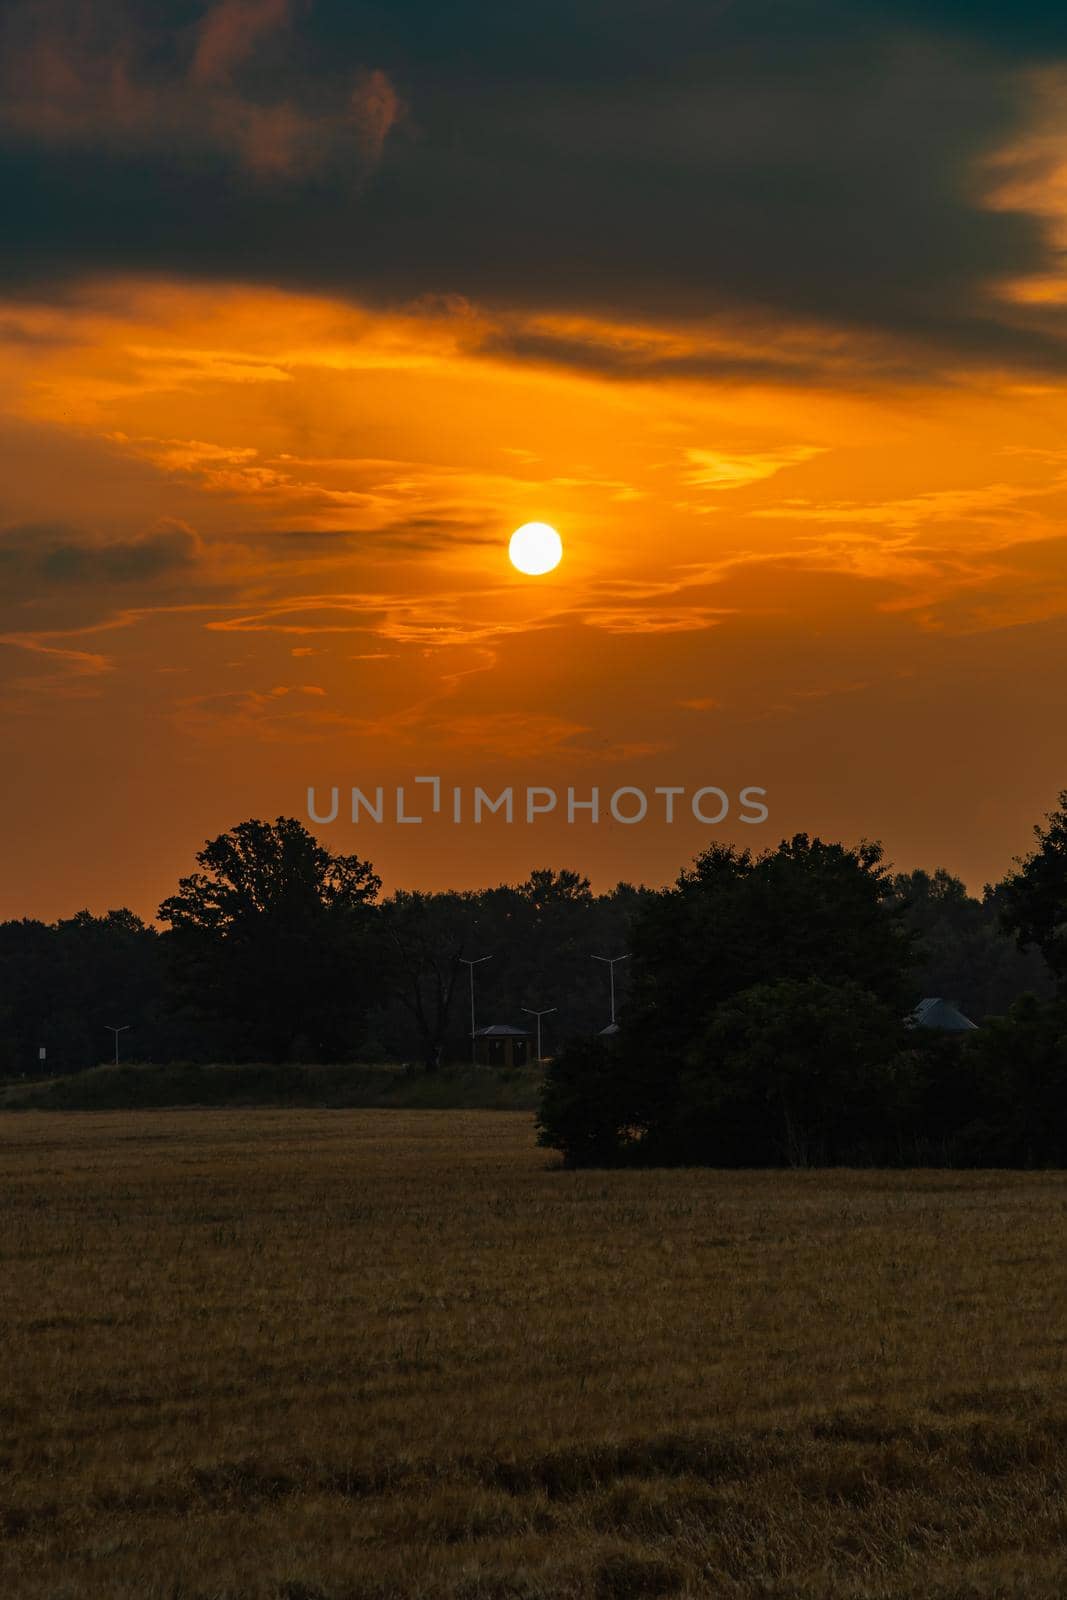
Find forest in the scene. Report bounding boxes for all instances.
[2,800,1062,1113]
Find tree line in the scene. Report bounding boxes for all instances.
[540,798,1067,1169]
[0,819,647,1075]
[1,797,1065,1169]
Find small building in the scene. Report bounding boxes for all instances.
[474,1024,531,1068]
[909,997,978,1032]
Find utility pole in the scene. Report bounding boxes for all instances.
[459,955,492,1066]
[591,953,630,1028]
[106,1024,130,1066]
[521,1006,557,1063]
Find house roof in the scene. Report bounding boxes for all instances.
[911,997,978,1032]
[474,1024,531,1038]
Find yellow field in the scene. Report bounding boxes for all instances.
[3,1111,1067,1598]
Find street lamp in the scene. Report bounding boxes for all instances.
[459,955,492,1066]
[105,1024,130,1066]
[591,953,630,1028]
[521,1006,557,1063]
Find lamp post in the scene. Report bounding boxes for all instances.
[105,1024,130,1065]
[460,955,492,1066]
[591,953,630,1028]
[521,1006,557,1063]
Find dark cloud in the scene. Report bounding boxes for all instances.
[0,0,403,181]
[0,521,199,596]
[883,1,1067,53]
[262,518,501,552]
[478,330,826,385]
[2,0,1067,372]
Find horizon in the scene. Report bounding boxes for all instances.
[7,801,1041,928]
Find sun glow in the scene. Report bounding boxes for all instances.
[508,521,563,575]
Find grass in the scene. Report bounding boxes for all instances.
[3,1110,1067,1595]
[0,1060,543,1112]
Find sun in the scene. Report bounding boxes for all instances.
[508,521,563,576]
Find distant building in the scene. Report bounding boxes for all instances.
[473,1024,531,1068]
[909,997,979,1032]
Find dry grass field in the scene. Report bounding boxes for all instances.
[4,1111,1067,1598]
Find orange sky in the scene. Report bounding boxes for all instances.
[3,268,1067,920]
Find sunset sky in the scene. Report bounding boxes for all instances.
[4,0,1067,920]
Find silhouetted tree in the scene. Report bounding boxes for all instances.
[675,978,907,1166]
[372,871,646,1064]
[536,1034,646,1166]
[539,834,917,1166]
[1000,790,1067,986]
[0,910,163,1074]
[892,867,1053,1020]
[624,833,914,1075]
[520,867,593,905]
[158,816,380,1062]
[959,994,1067,1166]
[379,890,475,1071]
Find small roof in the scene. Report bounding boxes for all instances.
[474,1023,531,1038]
[910,997,978,1032]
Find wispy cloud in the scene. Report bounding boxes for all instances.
[0,631,114,707]
[683,445,825,491]
[752,481,1043,531]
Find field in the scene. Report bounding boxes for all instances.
[4,1112,1067,1598]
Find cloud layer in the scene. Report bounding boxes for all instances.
[3,1,1067,376]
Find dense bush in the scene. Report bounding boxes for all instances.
[540,835,919,1166]
[540,989,1067,1169]
[538,822,1067,1168]
[670,978,909,1167]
